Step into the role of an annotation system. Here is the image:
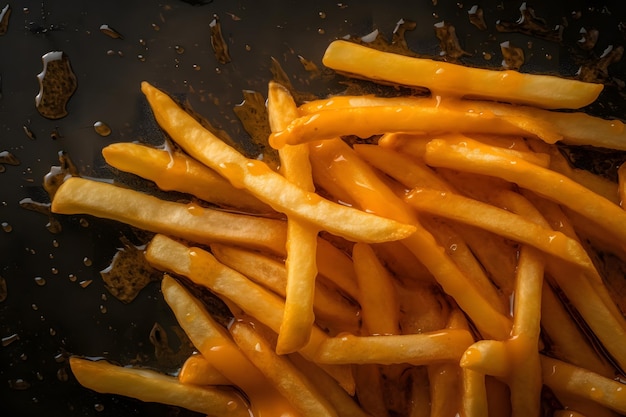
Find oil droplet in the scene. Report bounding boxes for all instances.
[245,44,251,51]
[35,51,77,119]
[0,4,10,35]
[79,279,93,288]
[0,275,6,302]
[54,353,65,363]
[8,379,30,390]
[68,274,77,282]
[192,64,201,71]
[50,128,62,140]
[19,352,27,360]
[174,45,185,54]
[99,305,107,314]
[137,54,146,62]
[482,51,492,60]
[209,14,231,64]
[2,222,12,232]
[23,124,36,140]
[56,367,69,382]
[83,257,92,266]
[52,239,59,248]
[34,276,46,286]
[51,267,58,275]
[151,23,160,31]
[99,24,124,39]
[500,41,525,70]
[0,151,19,172]
[318,11,327,19]
[1,333,19,346]
[94,403,105,412]
[31,303,38,311]
[79,218,89,227]
[545,53,553,60]
[93,121,111,137]
[317,28,325,34]
[35,372,44,381]
[49,327,56,336]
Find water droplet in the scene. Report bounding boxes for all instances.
[49,327,56,336]
[34,276,46,286]
[99,24,124,39]
[99,305,107,314]
[139,38,146,47]
[318,11,327,19]
[31,303,38,311]
[174,45,185,54]
[83,257,92,266]
[137,54,146,62]
[51,267,58,275]
[151,23,160,31]
[1,222,10,232]
[94,403,105,412]
[68,274,77,282]
[1,333,19,346]
[215,67,222,74]
[245,44,251,51]
[52,239,59,248]
[93,121,111,137]
[317,28,325,34]
[79,279,92,288]
[545,53,552,60]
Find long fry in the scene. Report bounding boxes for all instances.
[69,357,249,417]
[51,177,287,254]
[268,81,319,354]
[179,354,231,386]
[322,40,602,109]
[140,81,415,244]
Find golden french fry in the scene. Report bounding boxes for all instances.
[423,137,626,246]
[69,357,249,417]
[541,355,626,414]
[353,364,389,417]
[102,142,272,213]
[141,81,415,244]
[315,329,474,366]
[229,321,338,417]
[268,81,319,354]
[178,354,231,386]
[406,187,594,272]
[146,234,355,393]
[619,163,626,208]
[352,243,400,336]
[407,367,431,417]
[310,138,511,339]
[160,274,301,417]
[51,177,287,254]
[428,363,461,417]
[461,368,489,417]
[210,243,360,333]
[322,40,602,109]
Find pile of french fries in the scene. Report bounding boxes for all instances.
[51,40,626,416]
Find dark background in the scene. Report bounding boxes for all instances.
[0,0,624,416]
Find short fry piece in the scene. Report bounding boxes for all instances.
[315,330,474,365]
[179,354,231,386]
[51,177,287,254]
[102,142,271,213]
[230,321,338,417]
[322,40,602,109]
[69,357,249,417]
[141,81,415,244]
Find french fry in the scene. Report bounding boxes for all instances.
[268,81,319,354]
[146,234,356,393]
[314,329,474,366]
[69,357,249,417]
[321,40,602,109]
[354,364,389,417]
[141,81,415,244]
[209,243,360,333]
[160,274,301,417]
[423,137,626,245]
[619,163,626,208]
[407,366,431,417]
[51,177,287,254]
[352,242,400,336]
[461,368,489,417]
[179,354,231,386]
[229,321,338,417]
[541,355,626,414]
[406,187,594,272]
[102,142,272,213]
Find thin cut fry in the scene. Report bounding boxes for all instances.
[461,368,489,417]
[141,81,415,244]
[51,177,287,254]
[69,357,249,417]
[322,40,602,109]
[423,137,626,249]
[161,275,301,417]
[179,354,231,386]
[230,321,338,417]
[541,355,626,414]
[315,329,474,365]
[268,81,319,354]
[102,142,271,213]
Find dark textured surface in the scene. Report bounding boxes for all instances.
[0,1,624,416]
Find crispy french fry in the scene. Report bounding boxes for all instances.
[229,321,338,417]
[102,142,272,213]
[315,330,474,366]
[461,368,489,417]
[146,234,355,394]
[209,243,360,332]
[161,275,301,417]
[268,81,319,354]
[51,177,287,254]
[141,81,415,244]
[69,357,249,417]
[352,242,400,336]
[541,355,626,414]
[406,187,594,271]
[322,40,602,109]
[179,354,231,386]
[423,137,626,245]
